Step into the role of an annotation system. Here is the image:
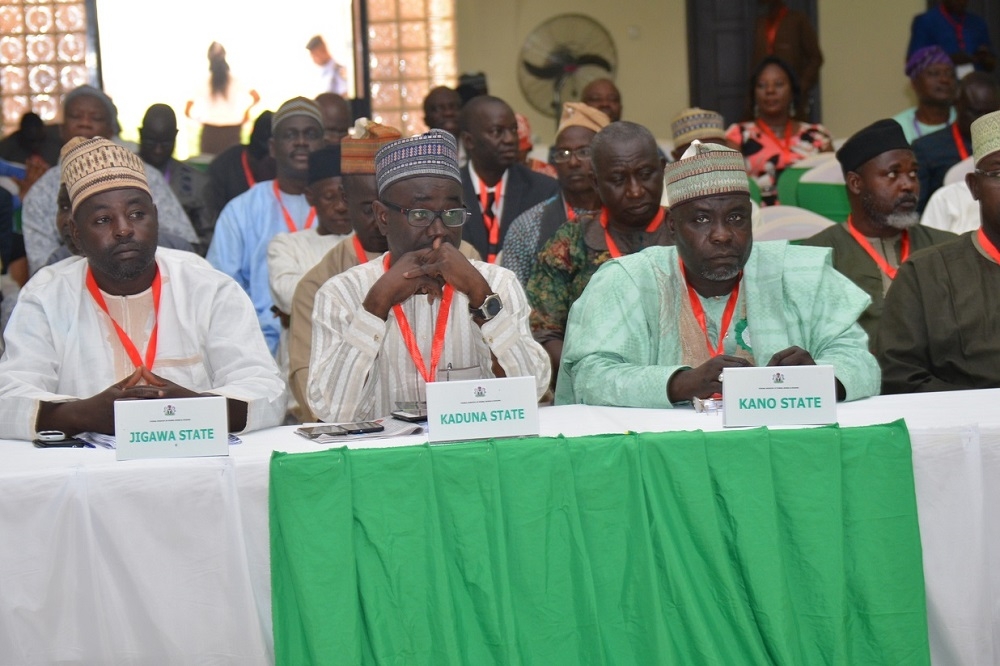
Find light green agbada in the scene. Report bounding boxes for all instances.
[555,241,880,407]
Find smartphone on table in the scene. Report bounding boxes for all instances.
[33,430,89,448]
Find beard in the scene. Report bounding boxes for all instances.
[860,191,920,230]
[90,240,157,282]
[700,264,743,282]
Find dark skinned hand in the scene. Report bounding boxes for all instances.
[667,354,753,403]
[767,345,847,401]
[363,248,449,320]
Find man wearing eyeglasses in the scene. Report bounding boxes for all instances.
[527,121,672,386]
[879,109,1000,393]
[207,97,325,356]
[307,129,550,422]
[802,119,955,351]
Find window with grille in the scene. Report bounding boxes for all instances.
[0,1,90,134]
[367,0,456,136]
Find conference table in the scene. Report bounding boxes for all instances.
[2,390,999,664]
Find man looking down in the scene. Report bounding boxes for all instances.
[0,137,285,440]
[556,141,879,407]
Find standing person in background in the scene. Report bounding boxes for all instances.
[307,35,348,96]
[726,56,832,205]
[752,0,823,120]
[892,46,958,144]
[185,42,260,156]
[908,0,995,77]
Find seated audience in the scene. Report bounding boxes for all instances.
[22,85,197,275]
[556,141,878,407]
[893,46,958,144]
[752,0,823,119]
[879,109,1000,393]
[0,111,61,167]
[139,103,210,251]
[208,97,325,356]
[908,1,995,74]
[802,119,954,349]
[726,56,832,205]
[459,95,560,262]
[914,72,999,211]
[307,129,549,422]
[581,78,622,123]
[288,121,482,418]
[528,121,670,386]
[315,93,353,146]
[921,178,979,234]
[0,137,285,441]
[501,102,609,287]
[203,110,277,236]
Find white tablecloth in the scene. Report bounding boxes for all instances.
[1,390,999,664]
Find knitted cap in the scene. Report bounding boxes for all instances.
[342,118,403,174]
[374,129,461,196]
[972,109,1000,165]
[905,45,952,80]
[664,141,749,208]
[60,136,150,213]
[272,97,323,134]
[671,107,726,147]
[557,102,610,136]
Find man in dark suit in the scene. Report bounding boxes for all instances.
[458,96,559,262]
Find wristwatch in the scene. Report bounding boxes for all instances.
[470,293,503,321]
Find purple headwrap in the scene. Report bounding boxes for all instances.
[905,45,953,79]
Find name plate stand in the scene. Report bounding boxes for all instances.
[722,365,837,427]
[115,395,229,460]
[425,376,539,443]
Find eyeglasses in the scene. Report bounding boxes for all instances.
[551,146,592,163]
[380,199,470,227]
[975,169,1000,179]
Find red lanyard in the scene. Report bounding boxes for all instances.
[86,266,162,371]
[939,3,966,52]
[382,254,454,383]
[272,180,315,233]
[977,228,1000,264]
[680,259,741,357]
[951,123,970,161]
[564,199,578,223]
[755,119,794,159]
[846,215,910,280]
[599,207,665,258]
[352,236,368,265]
[478,177,504,263]
[765,6,788,54]
[241,150,256,188]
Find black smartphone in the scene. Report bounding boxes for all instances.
[295,424,348,440]
[339,421,385,434]
[391,409,428,423]
[33,437,88,448]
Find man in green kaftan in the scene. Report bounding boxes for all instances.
[555,141,879,408]
[879,109,1000,393]
[802,119,954,350]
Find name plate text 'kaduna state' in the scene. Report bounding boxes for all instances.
[426,376,539,443]
[115,395,229,460]
[722,365,837,427]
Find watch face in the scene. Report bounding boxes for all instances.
[483,294,503,318]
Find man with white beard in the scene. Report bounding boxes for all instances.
[802,119,955,351]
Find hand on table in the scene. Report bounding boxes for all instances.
[667,355,753,403]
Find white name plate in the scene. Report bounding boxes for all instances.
[115,395,229,460]
[426,376,539,443]
[722,365,836,427]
